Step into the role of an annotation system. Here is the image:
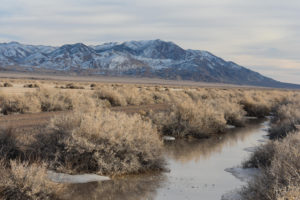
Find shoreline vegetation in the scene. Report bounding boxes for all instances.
[0,78,299,199]
[242,94,300,200]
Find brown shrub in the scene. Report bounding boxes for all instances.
[243,141,276,168]
[1,82,13,87]
[0,88,106,115]
[32,109,165,176]
[240,93,272,117]
[0,160,60,200]
[0,128,22,163]
[151,99,227,138]
[61,83,84,89]
[23,83,40,88]
[269,98,300,139]
[94,88,127,106]
[0,93,41,114]
[35,89,74,112]
[90,83,97,88]
[241,132,300,200]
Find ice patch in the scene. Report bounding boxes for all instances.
[221,189,243,200]
[225,167,260,182]
[48,171,110,183]
[163,136,176,141]
[226,125,236,129]
[243,146,257,153]
[257,139,268,143]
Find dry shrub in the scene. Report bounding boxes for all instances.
[148,90,246,138]
[0,88,106,115]
[241,132,300,200]
[0,128,22,163]
[1,82,13,87]
[269,97,300,139]
[23,83,40,88]
[243,141,276,169]
[94,88,127,106]
[154,99,227,138]
[93,85,170,106]
[213,99,246,126]
[0,160,60,200]
[90,83,97,88]
[61,83,84,89]
[35,89,74,112]
[0,92,40,114]
[276,186,300,200]
[269,120,298,140]
[240,92,273,117]
[33,109,164,175]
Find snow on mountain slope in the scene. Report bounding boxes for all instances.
[0,39,296,88]
[0,41,56,66]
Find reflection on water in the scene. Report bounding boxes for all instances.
[164,119,265,163]
[58,173,166,200]
[58,119,268,200]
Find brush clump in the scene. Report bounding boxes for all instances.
[34,109,165,176]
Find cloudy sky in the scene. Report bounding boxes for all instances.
[1,0,300,84]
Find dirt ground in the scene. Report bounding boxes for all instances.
[0,71,260,89]
[0,104,170,131]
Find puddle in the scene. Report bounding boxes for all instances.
[154,119,268,200]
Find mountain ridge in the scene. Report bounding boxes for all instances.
[0,39,299,89]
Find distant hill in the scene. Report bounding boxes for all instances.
[0,40,299,89]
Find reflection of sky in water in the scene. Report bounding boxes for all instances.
[58,119,268,200]
[156,119,268,200]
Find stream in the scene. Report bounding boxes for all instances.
[53,119,269,200]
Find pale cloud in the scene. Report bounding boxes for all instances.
[0,0,300,83]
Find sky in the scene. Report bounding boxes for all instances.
[0,0,300,84]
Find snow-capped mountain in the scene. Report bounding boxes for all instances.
[0,42,55,65]
[0,40,298,88]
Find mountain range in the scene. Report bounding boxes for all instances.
[0,39,299,88]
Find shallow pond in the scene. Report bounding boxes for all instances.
[55,119,269,200]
